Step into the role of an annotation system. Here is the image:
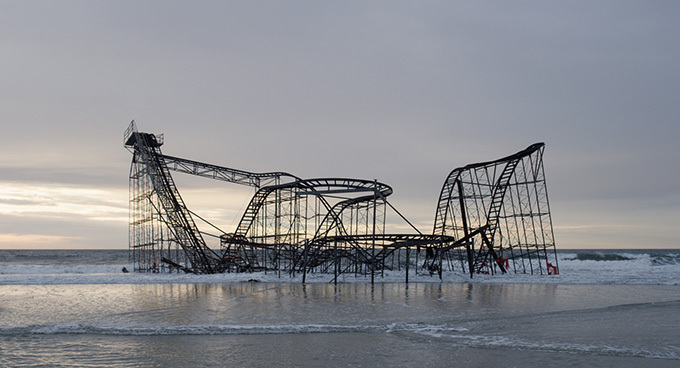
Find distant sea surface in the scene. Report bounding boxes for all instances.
[1,249,679,367]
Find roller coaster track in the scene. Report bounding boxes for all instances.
[125,120,398,274]
[126,120,556,278]
[432,143,547,274]
[433,143,544,237]
[161,154,298,188]
[125,123,217,273]
[470,159,519,272]
[222,178,393,269]
[298,182,394,271]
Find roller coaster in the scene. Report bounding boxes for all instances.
[124,121,558,281]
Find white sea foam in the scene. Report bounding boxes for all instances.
[0,249,678,285]
[413,331,680,360]
[0,265,124,275]
[0,322,466,338]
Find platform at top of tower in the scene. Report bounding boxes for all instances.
[124,132,164,148]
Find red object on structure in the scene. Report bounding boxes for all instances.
[547,262,558,275]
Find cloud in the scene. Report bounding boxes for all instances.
[1,1,679,249]
[0,233,81,247]
[0,182,128,222]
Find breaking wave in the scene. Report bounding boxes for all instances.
[1,322,676,360]
[1,249,679,285]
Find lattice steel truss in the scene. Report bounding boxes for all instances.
[433,143,558,275]
[125,121,557,280]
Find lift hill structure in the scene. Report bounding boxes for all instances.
[124,121,558,282]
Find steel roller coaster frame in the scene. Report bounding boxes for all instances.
[125,121,558,282]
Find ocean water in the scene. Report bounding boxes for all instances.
[1,249,679,367]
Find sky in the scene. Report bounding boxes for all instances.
[1,1,678,249]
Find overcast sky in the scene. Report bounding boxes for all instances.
[1,1,678,249]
